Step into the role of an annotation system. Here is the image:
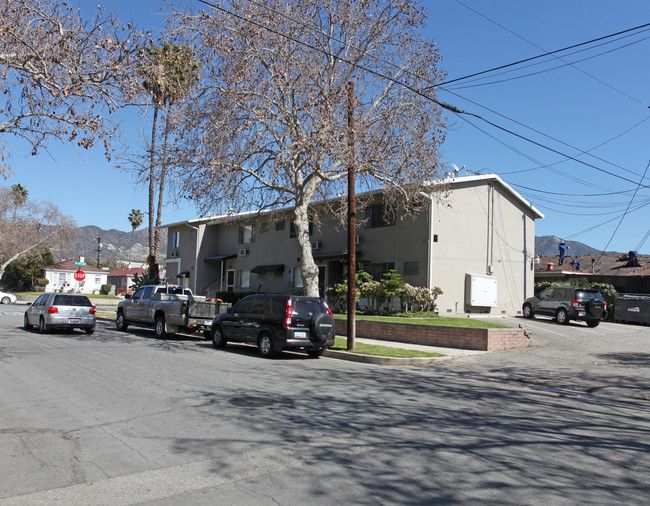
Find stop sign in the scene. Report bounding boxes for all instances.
[73,269,86,281]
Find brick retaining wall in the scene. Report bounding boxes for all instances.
[335,319,529,351]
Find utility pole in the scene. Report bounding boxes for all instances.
[96,237,102,268]
[346,81,356,350]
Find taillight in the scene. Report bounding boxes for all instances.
[90,306,96,315]
[285,298,292,328]
[48,306,58,314]
[323,301,334,318]
[604,302,608,310]
[572,299,580,308]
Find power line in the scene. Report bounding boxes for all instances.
[452,0,650,108]
[435,20,650,88]
[594,160,650,265]
[447,34,650,91]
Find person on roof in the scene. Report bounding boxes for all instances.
[558,240,568,265]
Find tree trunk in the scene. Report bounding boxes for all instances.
[148,105,159,263]
[153,104,172,264]
[293,204,319,297]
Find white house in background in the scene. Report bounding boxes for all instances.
[162,174,544,316]
[43,258,107,294]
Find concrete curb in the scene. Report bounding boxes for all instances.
[322,349,455,365]
[97,316,460,366]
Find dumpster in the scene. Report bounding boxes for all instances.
[614,294,650,324]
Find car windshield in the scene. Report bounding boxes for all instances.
[53,295,92,307]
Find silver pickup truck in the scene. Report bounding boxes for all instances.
[115,285,230,339]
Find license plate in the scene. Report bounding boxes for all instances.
[578,312,585,317]
[69,318,80,323]
[294,331,307,339]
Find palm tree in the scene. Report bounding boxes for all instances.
[10,184,28,221]
[127,209,143,266]
[140,43,199,279]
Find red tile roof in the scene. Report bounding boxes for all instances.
[108,268,147,276]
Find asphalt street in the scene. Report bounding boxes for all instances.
[0,307,648,505]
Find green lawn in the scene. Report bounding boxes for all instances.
[330,337,445,358]
[333,314,508,328]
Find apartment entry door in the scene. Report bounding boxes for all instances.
[226,269,235,292]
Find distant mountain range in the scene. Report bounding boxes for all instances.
[534,236,603,257]
[59,229,613,265]
[56,226,167,264]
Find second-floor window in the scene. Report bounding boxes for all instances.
[238,225,255,244]
[171,231,180,248]
[365,203,395,229]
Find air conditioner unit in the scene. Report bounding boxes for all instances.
[238,248,249,256]
[355,236,362,244]
[311,241,321,250]
[170,251,178,258]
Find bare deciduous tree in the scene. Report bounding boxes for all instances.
[0,186,76,280]
[168,0,447,296]
[0,0,146,174]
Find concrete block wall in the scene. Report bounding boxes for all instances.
[334,319,529,351]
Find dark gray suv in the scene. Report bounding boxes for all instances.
[211,294,336,358]
[522,286,607,327]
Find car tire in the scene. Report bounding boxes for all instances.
[522,303,534,319]
[555,308,569,325]
[154,315,167,339]
[587,320,600,328]
[307,349,324,359]
[310,313,336,341]
[24,313,33,330]
[115,311,129,331]
[1,296,10,304]
[211,325,227,349]
[39,317,48,334]
[85,327,95,335]
[258,333,276,358]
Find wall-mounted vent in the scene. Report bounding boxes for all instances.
[311,241,321,250]
[238,248,249,256]
[170,251,178,258]
[355,236,362,244]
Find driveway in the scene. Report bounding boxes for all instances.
[437,316,650,401]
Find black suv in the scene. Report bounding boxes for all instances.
[210,294,336,358]
[522,286,607,327]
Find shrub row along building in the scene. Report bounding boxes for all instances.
[163,174,544,316]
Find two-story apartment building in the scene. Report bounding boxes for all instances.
[163,174,544,316]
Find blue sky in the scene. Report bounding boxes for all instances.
[5,0,650,255]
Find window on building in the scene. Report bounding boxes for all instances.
[361,262,395,281]
[238,225,255,244]
[237,269,251,288]
[260,222,270,233]
[404,261,419,276]
[364,203,395,229]
[275,220,285,231]
[94,275,101,285]
[171,231,180,248]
